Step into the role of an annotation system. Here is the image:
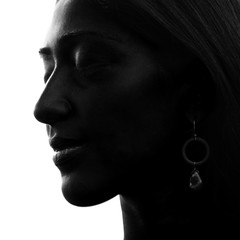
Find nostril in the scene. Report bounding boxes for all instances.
[33,99,72,125]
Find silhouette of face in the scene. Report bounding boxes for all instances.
[34,0,193,206]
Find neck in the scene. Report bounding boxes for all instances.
[120,185,210,239]
[118,145,215,237]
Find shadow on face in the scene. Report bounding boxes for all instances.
[34,0,198,206]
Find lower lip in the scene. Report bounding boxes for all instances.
[53,145,87,168]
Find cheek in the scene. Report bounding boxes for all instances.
[83,81,180,157]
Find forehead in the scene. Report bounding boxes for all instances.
[53,0,96,29]
[46,0,125,46]
[45,0,195,68]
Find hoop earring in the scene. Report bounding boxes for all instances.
[182,120,210,190]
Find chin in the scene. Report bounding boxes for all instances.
[61,174,118,207]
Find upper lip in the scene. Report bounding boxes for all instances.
[49,137,86,152]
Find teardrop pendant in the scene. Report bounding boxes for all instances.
[189,170,202,190]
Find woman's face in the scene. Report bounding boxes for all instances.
[34,0,193,206]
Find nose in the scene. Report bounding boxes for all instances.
[34,84,72,125]
[34,98,71,125]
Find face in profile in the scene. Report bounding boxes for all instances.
[34,0,194,206]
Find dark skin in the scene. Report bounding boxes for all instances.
[34,0,214,235]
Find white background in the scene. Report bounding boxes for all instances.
[0,1,123,239]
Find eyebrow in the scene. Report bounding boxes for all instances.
[38,30,124,57]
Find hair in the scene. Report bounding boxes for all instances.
[92,0,240,217]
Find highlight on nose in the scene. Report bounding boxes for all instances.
[34,98,72,125]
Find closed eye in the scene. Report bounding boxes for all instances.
[76,62,112,81]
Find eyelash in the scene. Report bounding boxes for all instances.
[42,48,115,84]
[42,62,109,85]
[74,51,111,75]
[77,63,110,80]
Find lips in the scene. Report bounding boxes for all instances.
[50,137,86,152]
[49,137,87,168]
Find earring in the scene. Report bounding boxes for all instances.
[182,120,210,190]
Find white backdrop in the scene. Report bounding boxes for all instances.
[0,1,123,239]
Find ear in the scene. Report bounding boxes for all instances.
[182,58,216,123]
